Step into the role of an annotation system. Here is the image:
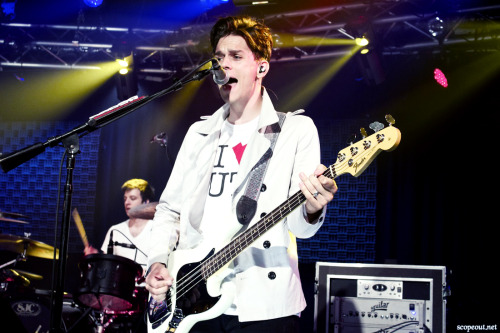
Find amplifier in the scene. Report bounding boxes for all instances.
[314,263,447,333]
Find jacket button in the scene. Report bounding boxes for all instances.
[263,240,271,249]
[268,271,276,280]
[260,184,267,192]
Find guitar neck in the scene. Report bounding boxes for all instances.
[201,165,336,279]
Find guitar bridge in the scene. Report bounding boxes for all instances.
[168,308,185,329]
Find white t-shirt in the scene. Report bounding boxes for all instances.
[199,116,259,236]
[199,116,260,315]
[100,219,153,271]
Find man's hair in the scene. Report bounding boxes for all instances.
[210,16,273,62]
[121,179,155,202]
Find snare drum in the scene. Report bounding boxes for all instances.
[75,254,143,313]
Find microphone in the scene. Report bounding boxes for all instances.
[211,59,229,85]
[107,230,114,254]
[114,242,136,249]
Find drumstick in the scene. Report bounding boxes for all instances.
[72,208,89,248]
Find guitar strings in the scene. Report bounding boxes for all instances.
[168,137,382,309]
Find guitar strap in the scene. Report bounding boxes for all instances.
[236,112,286,225]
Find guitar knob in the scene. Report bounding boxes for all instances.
[360,127,368,138]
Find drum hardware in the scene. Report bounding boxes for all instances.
[3,268,34,287]
[89,309,145,333]
[0,268,32,294]
[77,287,148,332]
[0,233,55,296]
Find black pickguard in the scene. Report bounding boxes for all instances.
[173,249,220,317]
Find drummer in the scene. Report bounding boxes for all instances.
[84,178,155,272]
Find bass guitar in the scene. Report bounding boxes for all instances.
[147,115,401,333]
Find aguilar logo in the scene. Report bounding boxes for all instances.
[371,301,389,312]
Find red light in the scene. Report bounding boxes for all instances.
[434,68,448,88]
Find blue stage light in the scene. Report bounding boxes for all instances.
[83,0,103,8]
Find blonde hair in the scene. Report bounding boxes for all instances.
[121,179,155,202]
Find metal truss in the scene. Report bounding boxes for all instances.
[1,0,499,80]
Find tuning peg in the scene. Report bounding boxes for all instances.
[360,127,368,138]
[347,133,357,145]
[385,114,396,126]
[369,121,384,133]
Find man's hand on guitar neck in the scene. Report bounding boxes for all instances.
[145,262,174,302]
[299,164,338,223]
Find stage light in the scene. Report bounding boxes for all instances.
[116,53,133,75]
[1,1,16,20]
[355,47,385,85]
[83,0,103,8]
[343,16,385,86]
[434,68,448,87]
[355,37,369,47]
[115,53,137,101]
[117,59,129,67]
[428,16,445,37]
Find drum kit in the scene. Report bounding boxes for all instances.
[0,205,156,333]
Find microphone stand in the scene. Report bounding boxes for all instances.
[0,59,214,333]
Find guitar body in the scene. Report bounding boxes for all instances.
[147,241,236,333]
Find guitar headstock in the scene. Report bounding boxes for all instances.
[329,115,401,178]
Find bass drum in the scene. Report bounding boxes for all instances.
[4,292,93,333]
[76,254,143,313]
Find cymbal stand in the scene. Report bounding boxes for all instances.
[0,246,27,293]
[0,242,27,270]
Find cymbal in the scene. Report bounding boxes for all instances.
[0,216,29,224]
[0,234,58,259]
[0,210,28,218]
[9,269,43,281]
[128,201,158,220]
[0,211,29,224]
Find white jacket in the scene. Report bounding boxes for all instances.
[148,89,326,321]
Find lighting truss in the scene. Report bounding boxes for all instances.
[0,0,499,80]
